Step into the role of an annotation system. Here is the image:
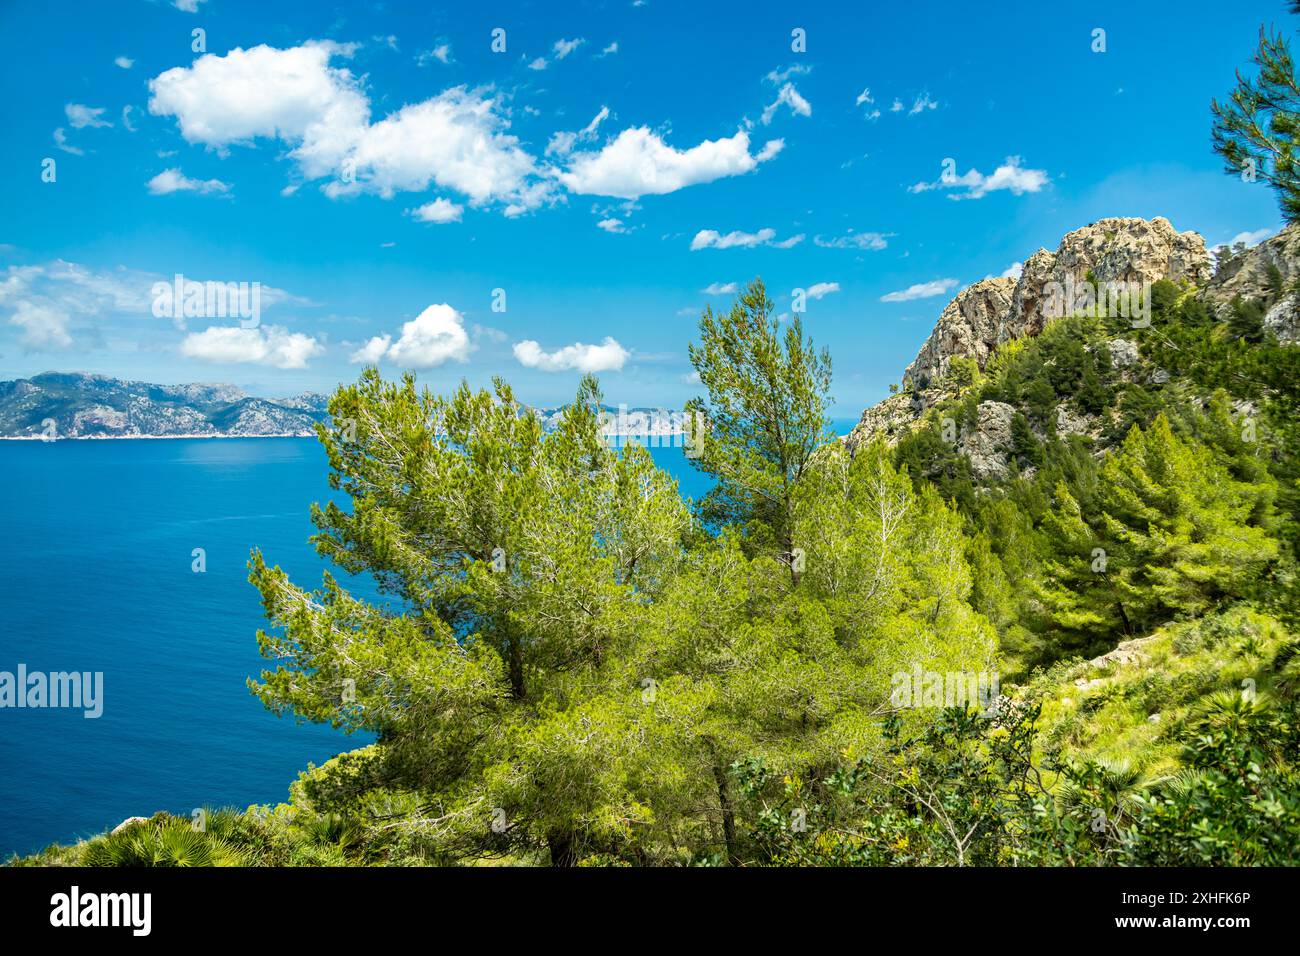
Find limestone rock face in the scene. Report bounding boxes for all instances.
[847,217,1213,455]
[1005,217,1211,339]
[958,401,1016,480]
[1107,338,1140,368]
[844,391,921,450]
[1202,225,1300,344]
[903,277,1016,393]
[1055,402,1093,439]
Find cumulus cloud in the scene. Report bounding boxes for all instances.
[409,198,464,223]
[597,217,627,233]
[559,128,780,199]
[180,325,323,368]
[910,156,1049,200]
[513,336,629,372]
[351,304,470,368]
[880,278,960,302]
[599,42,619,57]
[146,167,231,195]
[805,282,840,300]
[148,42,552,215]
[702,282,738,294]
[814,230,891,251]
[115,56,134,69]
[999,261,1024,279]
[760,83,811,124]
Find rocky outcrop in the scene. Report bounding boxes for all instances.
[958,401,1016,479]
[903,278,1016,393]
[1005,217,1210,340]
[846,217,1213,453]
[1201,225,1300,343]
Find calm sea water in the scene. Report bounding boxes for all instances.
[0,435,727,857]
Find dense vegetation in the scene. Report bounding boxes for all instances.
[15,260,1300,867]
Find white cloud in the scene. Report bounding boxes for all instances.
[1229,228,1274,248]
[545,106,609,157]
[115,56,134,69]
[910,156,1049,200]
[146,167,231,196]
[890,98,904,112]
[332,90,549,210]
[553,38,585,59]
[761,83,811,124]
[909,93,938,115]
[689,228,804,251]
[52,129,82,155]
[409,198,464,223]
[352,304,471,368]
[419,43,453,66]
[349,334,391,364]
[147,42,369,177]
[814,230,891,251]
[66,104,112,129]
[513,336,629,372]
[597,217,627,233]
[855,87,873,106]
[528,57,548,71]
[691,228,773,250]
[1000,261,1024,279]
[0,261,306,352]
[880,278,960,302]
[122,105,139,132]
[180,325,323,369]
[9,300,73,348]
[560,128,780,199]
[702,282,738,294]
[599,42,619,56]
[765,64,811,85]
[754,138,785,162]
[173,0,207,11]
[149,46,558,215]
[805,282,840,300]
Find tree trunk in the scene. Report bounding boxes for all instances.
[547,830,578,867]
[713,764,739,866]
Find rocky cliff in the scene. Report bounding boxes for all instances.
[847,217,1237,451]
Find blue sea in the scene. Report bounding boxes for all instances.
[0,420,858,857]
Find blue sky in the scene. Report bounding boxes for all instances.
[0,0,1288,414]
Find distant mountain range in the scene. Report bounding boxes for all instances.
[0,372,686,439]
